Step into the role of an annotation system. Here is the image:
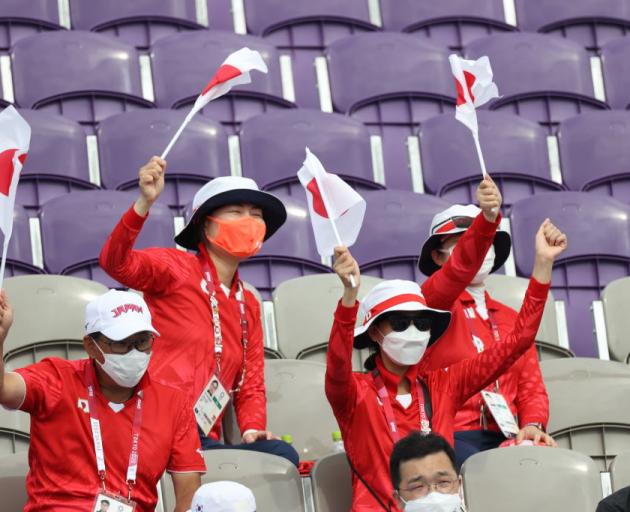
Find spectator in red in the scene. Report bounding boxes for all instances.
[326,217,566,511]
[100,156,298,466]
[0,289,205,511]
[418,203,555,468]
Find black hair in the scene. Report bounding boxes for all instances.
[389,432,457,490]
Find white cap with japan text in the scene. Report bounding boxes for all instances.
[85,290,159,341]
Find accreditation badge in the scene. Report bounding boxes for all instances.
[194,374,231,436]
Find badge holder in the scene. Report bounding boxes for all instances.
[481,390,519,438]
[194,374,231,436]
[93,491,136,512]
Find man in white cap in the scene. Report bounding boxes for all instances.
[100,157,299,466]
[188,481,256,512]
[0,289,205,511]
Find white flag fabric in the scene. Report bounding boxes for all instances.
[297,148,366,257]
[449,54,499,133]
[0,106,30,239]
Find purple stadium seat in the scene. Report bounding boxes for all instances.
[97,110,230,212]
[239,109,382,196]
[0,0,62,52]
[601,37,630,109]
[40,190,174,287]
[2,204,43,277]
[206,0,235,32]
[69,0,203,50]
[17,109,96,211]
[151,31,294,134]
[380,0,514,52]
[244,0,378,108]
[465,33,608,134]
[11,31,152,134]
[419,111,564,211]
[326,33,455,191]
[352,190,450,282]
[515,0,630,53]
[510,192,630,357]
[558,111,630,202]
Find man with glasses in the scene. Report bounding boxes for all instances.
[0,289,205,511]
[390,432,464,511]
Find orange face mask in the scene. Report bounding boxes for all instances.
[206,216,267,258]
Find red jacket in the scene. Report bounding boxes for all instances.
[99,206,266,439]
[325,278,549,511]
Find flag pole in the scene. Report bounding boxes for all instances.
[0,237,9,290]
[160,110,196,160]
[472,132,488,179]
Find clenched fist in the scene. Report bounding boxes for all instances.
[476,176,502,222]
[134,156,166,216]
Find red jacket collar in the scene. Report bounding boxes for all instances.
[459,289,500,312]
[197,243,240,297]
[375,355,420,394]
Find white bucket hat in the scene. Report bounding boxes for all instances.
[188,481,256,512]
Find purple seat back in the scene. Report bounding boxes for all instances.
[97,110,230,212]
[419,111,563,210]
[601,37,630,109]
[206,0,235,31]
[352,190,450,282]
[70,0,201,50]
[244,0,377,108]
[326,33,455,190]
[40,190,174,287]
[2,204,42,277]
[0,0,62,51]
[17,109,95,210]
[11,31,152,134]
[465,33,607,134]
[239,110,381,196]
[380,0,513,52]
[515,0,630,52]
[151,31,293,133]
[510,192,630,357]
[559,111,630,202]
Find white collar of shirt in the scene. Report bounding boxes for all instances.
[108,402,125,413]
[466,284,488,320]
[220,283,231,296]
[396,393,412,409]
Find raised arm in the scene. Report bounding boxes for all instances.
[0,292,25,410]
[422,177,502,311]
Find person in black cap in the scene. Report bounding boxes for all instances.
[100,156,298,466]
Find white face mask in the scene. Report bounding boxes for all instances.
[404,491,462,512]
[379,326,431,366]
[94,344,151,388]
[469,245,495,286]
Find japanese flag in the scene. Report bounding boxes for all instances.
[0,106,30,240]
[192,47,268,113]
[297,148,366,257]
[449,54,499,133]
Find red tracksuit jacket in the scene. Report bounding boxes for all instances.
[99,206,266,439]
[325,278,549,511]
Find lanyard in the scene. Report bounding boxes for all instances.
[371,369,431,443]
[199,253,249,393]
[85,364,143,499]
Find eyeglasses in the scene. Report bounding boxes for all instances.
[386,314,432,332]
[398,477,459,499]
[93,334,155,354]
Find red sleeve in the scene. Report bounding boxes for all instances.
[233,294,266,433]
[15,360,64,419]
[167,394,206,474]
[445,278,550,407]
[514,346,550,428]
[422,213,500,311]
[325,301,359,425]
[99,205,182,294]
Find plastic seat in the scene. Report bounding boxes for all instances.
[419,111,564,212]
[465,33,608,134]
[351,190,449,282]
[18,109,96,210]
[485,274,573,360]
[601,37,630,109]
[39,191,174,288]
[11,31,152,134]
[380,0,515,52]
[602,277,630,363]
[151,31,294,134]
[311,452,353,512]
[272,273,383,367]
[559,111,630,204]
[515,0,630,53]
[326,33,455,190]
[206,0,235,32]
[239,110,382,196]
[0,0,62,52]
[2,205,42,278]
[2,275,107,370]
[244,0,378,108]
[462,447,602,511]
[69,0,203,50]
[610,451,630,491]
[0,408,30,457]
[510,192,630,357]
[161,449,305,511]
[542,358,630,470]
[97,110,230,212]
[0,451,29,512]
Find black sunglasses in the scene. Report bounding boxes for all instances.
[385,314,432,332]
